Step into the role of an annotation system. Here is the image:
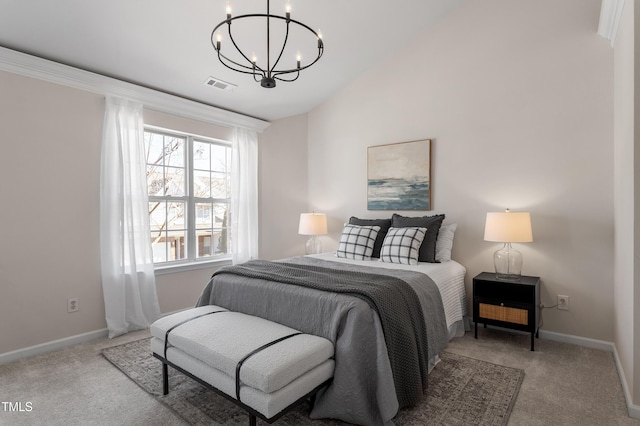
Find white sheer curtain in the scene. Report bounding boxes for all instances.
[100,97,161,338]
[231,127,259,264]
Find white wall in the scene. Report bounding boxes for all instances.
[0,69,299,354]
[308,0,614,340]
[258,114,309,260]
[0,70,106,354]
[613,0,640,408]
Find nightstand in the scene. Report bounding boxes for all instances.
[473,272,540,351]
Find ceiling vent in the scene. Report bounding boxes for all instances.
[204,77,237,92]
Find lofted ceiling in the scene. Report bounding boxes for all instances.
[0,0,466,122]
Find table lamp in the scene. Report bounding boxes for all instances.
[484,209,533,280]
[298,212,328,255]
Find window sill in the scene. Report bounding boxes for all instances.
[154,257,232,276]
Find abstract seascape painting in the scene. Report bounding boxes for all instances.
[367,139,431,210]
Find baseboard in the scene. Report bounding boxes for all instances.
[0,309,190,366]
[612,345,640,419]
[537,329,615,352]
[472,322,615,351]
[0,328,108,365]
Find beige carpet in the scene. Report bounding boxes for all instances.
[1,328,638,425]
[103,338,524,425]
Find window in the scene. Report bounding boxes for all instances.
[145,128,231,265]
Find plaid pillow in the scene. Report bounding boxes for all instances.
[379,227,427,265]
[336,224,381,260]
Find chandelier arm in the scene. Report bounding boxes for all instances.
[227,23,267,75]
[273,72,300,83]
[269,20,290,74]
[271,46,323,77]
[211,26,262,75]
[217,51,266,76]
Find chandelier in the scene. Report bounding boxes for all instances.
[211,1,324,88]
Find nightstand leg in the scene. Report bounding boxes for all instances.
[531,333,535,351]
[474,321,478,338]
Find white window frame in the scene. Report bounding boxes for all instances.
[145,125,233,274]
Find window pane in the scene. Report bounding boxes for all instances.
[165,136,185,167]
[197,230,213,258]
[167,231,186,261]
[194,170,211,198]
[195,202,212,228]
[193,141,210,170]
[167,202,186,231]
[211,144,228,172]
[212,203,228,228]
[151,233,167,263]
[149,201,166,232]
[145,132,164,166]
[211,172,228,199]
[213,228,228,255]
[165,167,185,196]
[147,167,164,196]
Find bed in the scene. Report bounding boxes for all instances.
[196,217,467,425]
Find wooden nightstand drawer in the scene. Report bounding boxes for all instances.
[479,303,528,326]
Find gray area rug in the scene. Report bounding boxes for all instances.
[103,338,523,425]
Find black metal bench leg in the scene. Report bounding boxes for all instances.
[163,362,169,395]
[310,393,317,409]
[249,413,256,426]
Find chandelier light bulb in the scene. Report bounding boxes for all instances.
[215,31,222,49]
[252,53,257,64]
[296,52,301,69]
[225,2,232,19]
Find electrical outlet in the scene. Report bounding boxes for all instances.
[557,295,569,311]
[67,297,79,313]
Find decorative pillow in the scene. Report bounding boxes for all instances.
[379,227,427,265]
[348,217,392,259]
[391,213,445,263]
[336,224,381,260]
[435,223,457,262]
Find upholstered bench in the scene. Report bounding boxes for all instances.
[150,305,335,425]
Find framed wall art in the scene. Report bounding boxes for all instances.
[367,139,431,210]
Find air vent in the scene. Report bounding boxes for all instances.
[204,77,237,92]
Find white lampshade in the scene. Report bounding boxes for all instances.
[298,213,328,236]
[484,211,533,243]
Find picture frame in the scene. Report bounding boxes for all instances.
[367,139,431,210]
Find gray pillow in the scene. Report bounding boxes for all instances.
[391,213,445,263]
[348,217,392,258]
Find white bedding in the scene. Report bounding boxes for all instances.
[309,253,468,337]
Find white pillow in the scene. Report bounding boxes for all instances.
[336,224,380,260]
[379,227,427,265]
[435,223,457,262]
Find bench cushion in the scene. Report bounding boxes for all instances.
[151,305,334,394]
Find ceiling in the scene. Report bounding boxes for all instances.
[0,0,466,122]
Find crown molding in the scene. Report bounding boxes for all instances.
[598,0,627,47]
[0,46,270,132]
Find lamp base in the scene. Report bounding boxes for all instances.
[305,236,322,255]
[494,243,523,281]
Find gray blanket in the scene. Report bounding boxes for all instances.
[196,257,448,425]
